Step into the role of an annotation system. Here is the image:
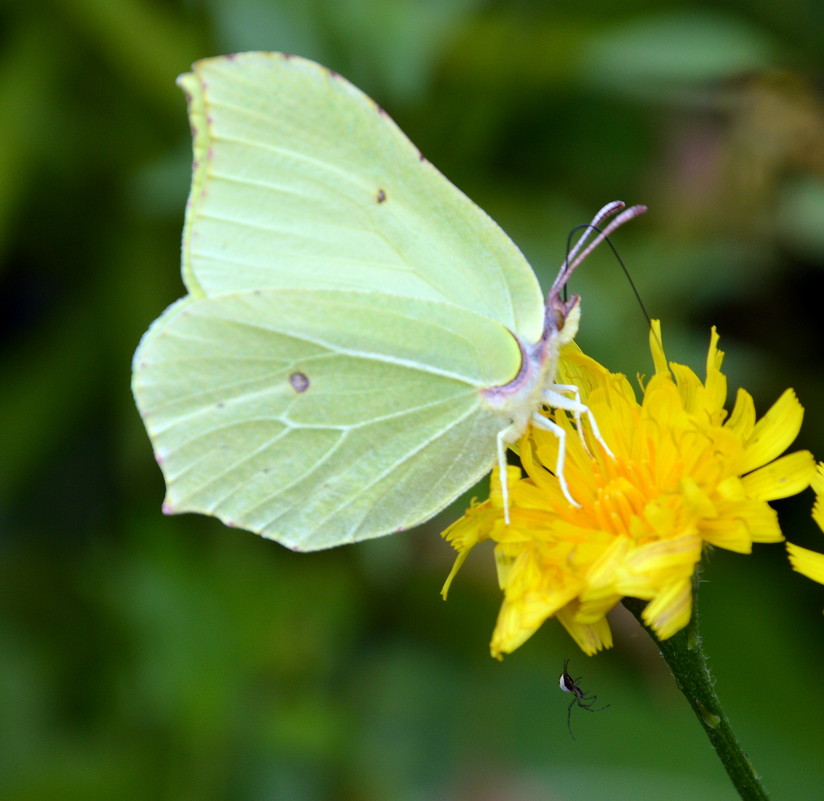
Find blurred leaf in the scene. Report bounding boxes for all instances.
[208,0,485,101]
[778,177,824,259]
[53,0,202,110]
[206,0,328,62]
[582,10,776,99]
[0,302,99,506]
[0,23,57,258]
[324,0,484,101]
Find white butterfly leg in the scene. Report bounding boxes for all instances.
[495,385,613,522]
[543,386,615,460]
[550,383,588,451]
[529,412,580,507]
[496,416,580,520]
[496,426,513,524]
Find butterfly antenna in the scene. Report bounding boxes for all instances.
[567,213,663,351]
[551,202,647,296]
[585,224,655,333]
[562,200,626,272]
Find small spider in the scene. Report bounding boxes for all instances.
[559,659,610,740]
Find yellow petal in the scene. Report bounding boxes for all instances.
[705,326,723,374]
[725,388,755,440]
[669,363,703,415]
[585,537,631,586]
[787,542,824,585]
[811,462,824,498]
[740,389,804,474]
[643,579,693,639]
[440,498,500,598]
[650,320,668,375]
[493,543,520,591]
[701,518,753,553]
[681,477,718,518]
[490,601,539,658]
[491,465,523,509]
[441,548,471,599]
[743,502,784,543]
[815,491,824,534]
[557,605,613,655]
[626,533,703,575]
[576,591,623,624]
[740,450,816,500]
[704,327,727,412]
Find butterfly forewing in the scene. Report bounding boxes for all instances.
[178,53,545,341]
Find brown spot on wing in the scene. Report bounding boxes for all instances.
[289,372,310,392]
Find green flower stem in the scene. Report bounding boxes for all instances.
[622,578,771,801]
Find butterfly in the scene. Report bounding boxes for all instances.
[131,52,645,551]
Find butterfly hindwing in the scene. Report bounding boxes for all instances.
[133,288,521,549]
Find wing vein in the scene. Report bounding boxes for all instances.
[155,318,490,386]
[253,399,485,539]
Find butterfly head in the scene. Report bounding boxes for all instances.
[545,290,581,347]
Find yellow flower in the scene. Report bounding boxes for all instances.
[786,463,824,588]
[442,322,816,657]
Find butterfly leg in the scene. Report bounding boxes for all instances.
[529,412,579,507]
[543,386,615,460]
[549,383,588,451]
[496,427,511,524]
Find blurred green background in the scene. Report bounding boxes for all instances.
[3,1,824,799]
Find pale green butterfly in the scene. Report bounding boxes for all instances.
[132,52,645,551]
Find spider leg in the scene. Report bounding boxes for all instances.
[579,694,611,713]
[561,661,609,739]
[567,697,577,741]
[587,702,612,713]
